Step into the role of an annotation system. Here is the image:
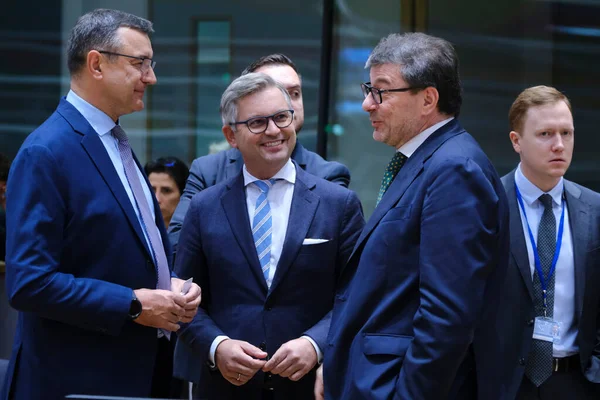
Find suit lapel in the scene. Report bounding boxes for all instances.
[564,181,587,320]
[290,143,308,170]
[59,100,153,260]
[347,119,462,265]
[221,174,268,293]
[225,148,244,181]
[269,167,319,294]
[504,172,535,301]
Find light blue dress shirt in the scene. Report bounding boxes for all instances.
[515,165,577,357]
[65,90,159,260]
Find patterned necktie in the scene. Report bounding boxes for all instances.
[112,126,172,337]
[525,193,556,386]
[376,152,407,206]
[252,179,276,284]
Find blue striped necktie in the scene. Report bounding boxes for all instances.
[252,179,276,283]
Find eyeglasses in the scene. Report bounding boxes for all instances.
[98,51,156,75]
[230,110,294,134]
[361,82,423,104]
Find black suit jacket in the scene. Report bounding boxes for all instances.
[168,143,350,251]
[495,171,600,398]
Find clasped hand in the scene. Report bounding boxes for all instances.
[216,337,317,386]
[133,277,201,331]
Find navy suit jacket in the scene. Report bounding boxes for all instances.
[494,171,600,398]
[2,99,173,400]
[173,165,364,400]
[324,119,510,400]
[168,144,351,251]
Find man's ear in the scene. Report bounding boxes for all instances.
[222,125,238,148]
[509,130,521,154]
[420,86,439,116]
[87,50,103,80]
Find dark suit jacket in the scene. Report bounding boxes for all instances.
[324,119,510,400]
[494,171,600,398]
[2,99,173,400]
[173,165,364,400]
[168,144,351,251]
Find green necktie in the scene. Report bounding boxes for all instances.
[376,152,407,206]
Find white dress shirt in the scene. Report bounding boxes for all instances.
[515,165,577,357]
[209,159,323,366]
[398,117,454,157]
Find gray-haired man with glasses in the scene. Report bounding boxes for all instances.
[317,32,509,400]
[168,54,351,258]
[2,8,201,400]
[172,72,364,400]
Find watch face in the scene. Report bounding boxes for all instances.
[130,296,142,319]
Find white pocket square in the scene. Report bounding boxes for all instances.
[302,238,330,245]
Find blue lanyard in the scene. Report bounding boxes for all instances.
[515,183,565,315]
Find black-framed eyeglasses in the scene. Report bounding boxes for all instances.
[98,51,156,74]
[361,82,423,104]
[230,109,295,134]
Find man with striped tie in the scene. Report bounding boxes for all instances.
[173,72,364,400]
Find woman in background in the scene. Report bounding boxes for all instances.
[144,156,189,230]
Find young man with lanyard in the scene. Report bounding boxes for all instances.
[496,85,600,399]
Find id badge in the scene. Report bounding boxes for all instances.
[532,317,561,343]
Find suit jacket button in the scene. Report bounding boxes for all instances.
[528,319,534,326]
[259,342,266,351]
[519,357,526,366]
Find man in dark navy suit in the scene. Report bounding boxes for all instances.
[168,54,351,253]
[2,9,200,399]
[173,72,364,399]
[495,85,600,399]
[318,33,510,400]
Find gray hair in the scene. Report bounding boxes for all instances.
[366,32,462,116]
[67,9,153,76]
[220,73,292,129]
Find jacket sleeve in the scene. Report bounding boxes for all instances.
[6,145,132,336]
[168,158,208,254]
[174,196,225,366]
[304,190,365,350]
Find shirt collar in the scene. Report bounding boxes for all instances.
[398,117,454,157]
[66,90,116,137]
[515,163,564,207]
[243,158,296,187]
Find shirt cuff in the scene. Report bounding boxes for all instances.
[208,335,230,368]
[301,335,323,364]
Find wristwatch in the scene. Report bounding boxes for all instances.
[128,292,142,320]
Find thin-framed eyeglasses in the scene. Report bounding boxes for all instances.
[229,109,295,134]
[98,51,156,74]
[361,82,423,104]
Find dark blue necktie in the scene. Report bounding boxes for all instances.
[525,193,556,386]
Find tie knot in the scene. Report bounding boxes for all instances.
[538,194,553,210]
[254,179,277,194]
[111,125,128,143]
[386,152,406,174]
